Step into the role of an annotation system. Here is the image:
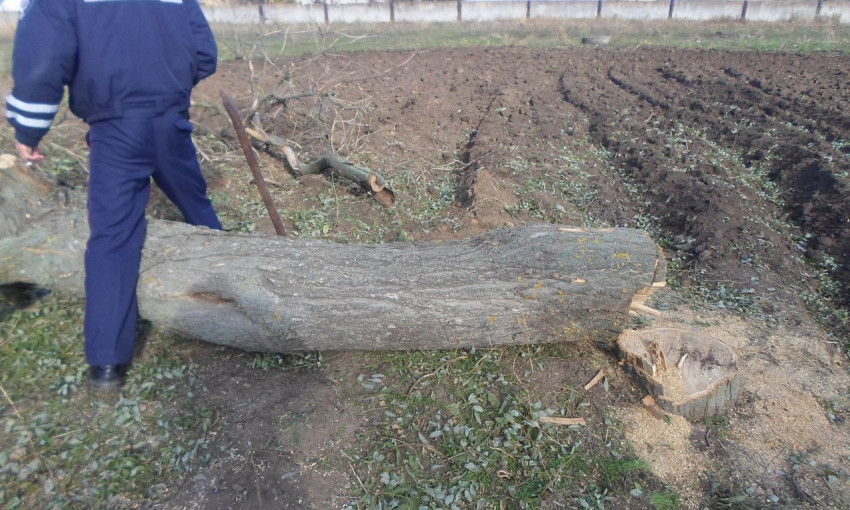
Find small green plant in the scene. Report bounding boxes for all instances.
[649,489,680,510]
[292,207,333,238]
[251,352,324,371]
[705,413,729,429]
[0,296,213,509]
[341,347,664,509]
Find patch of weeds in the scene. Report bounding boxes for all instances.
[44,155,88,188]
[334,216,398,244]
[786,449,849,504]
[221,195,266,233]
[705,413,729,430]
[811,254,843,303]
[797,257,850,347]
[291,207,333,238]
[648,489,680,510]
[704,413,732,443]
[831,138,850,156]
[207,189,233,214]
[669,268,766,320]
[0,296,212,509]
[630,314,653,329]
[696,283,759,314]
[285,189,404,243]
[417,172,461,227]
[821,399,846,425]
[507,142,613,227]
[250,352,325,371]
[379,163,465,237]
[342,347,663,509]
[599,458,651,488]
[508,180,547,221]
[705,479,759,509]
[738,160,784,208]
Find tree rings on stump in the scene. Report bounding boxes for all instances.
[619,327,744,421]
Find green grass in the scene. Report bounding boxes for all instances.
[212,18,850,61]
[1,294,667,509]
[338,346,664,509]
[0,296,212,509]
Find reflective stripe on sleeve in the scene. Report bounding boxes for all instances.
[6,110,53,129]
[6,95,60,115]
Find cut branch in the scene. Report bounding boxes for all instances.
[248,128,395,208]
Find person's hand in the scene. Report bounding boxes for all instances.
[15,141,45,164]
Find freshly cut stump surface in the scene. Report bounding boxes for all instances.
[619,327,744,420]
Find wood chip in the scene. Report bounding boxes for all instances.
[584,369,605,390]
[282,146,300,172]
[539,417,586,426]
[0,154,17,169]
[629,302,662,316]
[244,127,267,142]
[642,395,666,420]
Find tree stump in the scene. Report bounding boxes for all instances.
[619,327,744,420]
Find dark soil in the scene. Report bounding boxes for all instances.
[191,46,850,316]
[159,46,850,509]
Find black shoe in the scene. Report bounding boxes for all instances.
[89,365,126,391]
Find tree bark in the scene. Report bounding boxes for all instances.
[1,164,666,353]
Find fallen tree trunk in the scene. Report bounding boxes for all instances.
[1,164,666,353]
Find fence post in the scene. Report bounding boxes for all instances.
[323,0,329,25]
[527,0,531,19]
[457,0,462,22]
[668,0,674,19]
[390,0,395,22]
[740,0,748,23]
[597,0,602,18]
[816,0,823,16]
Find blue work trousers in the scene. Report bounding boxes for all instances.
[84,108,221,367]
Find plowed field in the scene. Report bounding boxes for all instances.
[157,44,850,508]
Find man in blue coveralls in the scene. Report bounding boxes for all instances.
[7,0,223,390]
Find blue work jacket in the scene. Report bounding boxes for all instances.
[6,0,217,147]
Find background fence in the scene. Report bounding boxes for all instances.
[201,0,850,25]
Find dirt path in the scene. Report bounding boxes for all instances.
[162,46,850,509]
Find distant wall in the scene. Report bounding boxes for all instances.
[745,1,822,22]
[605,1,669,20]
[1,1,847,25]
[530,2,599,20]
[394,1,458,22]
[823,2,850,21]
[462,1,528,21]
[202,1,850,25]
[671,1,743,21]
[262,3,325,23]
